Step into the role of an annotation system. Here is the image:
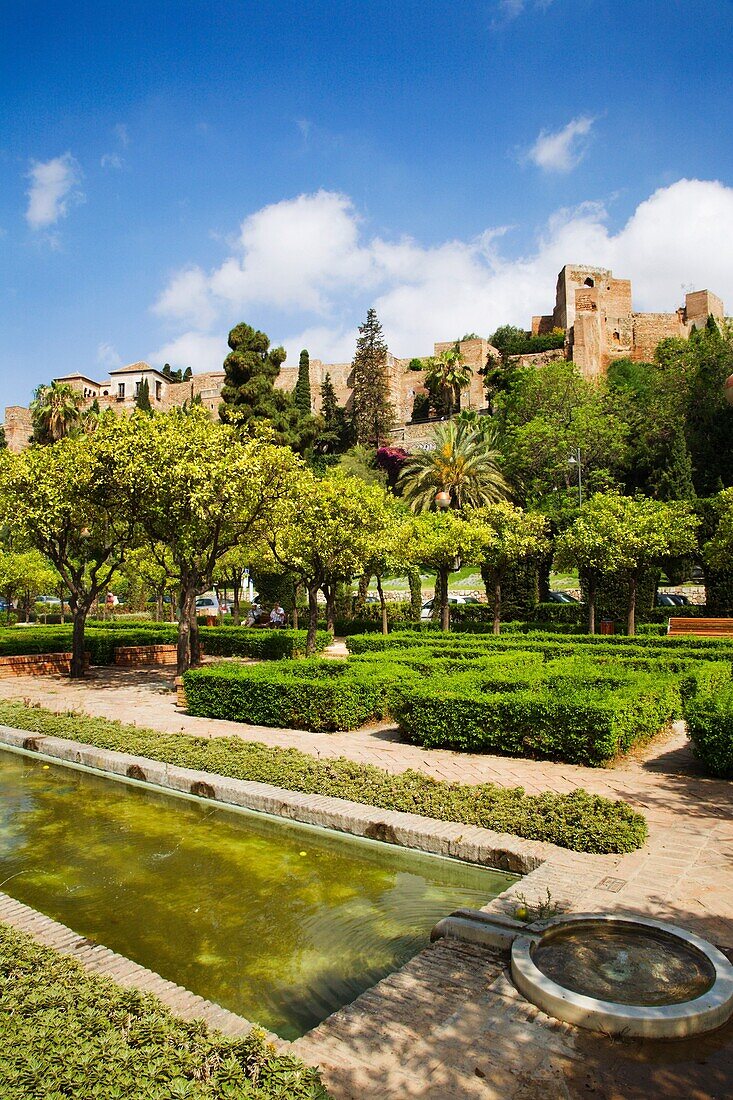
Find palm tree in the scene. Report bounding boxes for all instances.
[424,344,472,416]
[397,420,510,511]
[30,383,85,443]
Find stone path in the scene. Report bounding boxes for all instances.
[2,665,733,1098]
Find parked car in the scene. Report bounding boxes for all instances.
[420,595,480,620]
[195,594,228,616]
[547,591,580,604]
[657,593,691,607]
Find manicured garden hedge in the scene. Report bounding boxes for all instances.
[0,701,647,853]
[0,922,328,1099]
[684,683,733,778]
[0,625,332,663]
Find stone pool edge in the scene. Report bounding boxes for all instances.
[0,723,553,875]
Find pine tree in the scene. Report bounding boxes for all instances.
[313,373,353,454]
[321,373,338,425]
[294,349,312,414]
[135,379,152,413]
[351,308,396,447]
[219,322,318,453]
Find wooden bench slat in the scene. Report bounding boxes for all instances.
[668,617,733,637]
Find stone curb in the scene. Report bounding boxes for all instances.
[0,724,554,875]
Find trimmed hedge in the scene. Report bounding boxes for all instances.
[0,701,647,853]
[684,683,733,778]
[0,625,332,664]
[393,675,680,765]
[0,923,328,1099]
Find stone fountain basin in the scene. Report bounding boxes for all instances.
[511,913,733,1039]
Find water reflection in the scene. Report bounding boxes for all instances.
[0,750,515,1038]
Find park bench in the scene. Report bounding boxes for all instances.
[667,617,733,637]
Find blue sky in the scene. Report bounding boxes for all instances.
[2,0,733,409]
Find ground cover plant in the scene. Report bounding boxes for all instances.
[0,701,646,853]
[0,922,329,1100]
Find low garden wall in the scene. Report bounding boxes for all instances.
[0,652,89,678]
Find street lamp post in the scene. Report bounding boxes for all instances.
[568,448,582,507]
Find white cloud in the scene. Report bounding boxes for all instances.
[150,331,224,375]
[25,153,83,230]
[97,342,122,370]
[100,152,124,170]
[114,123,130,147]
[495,0,554,23]
[151,179,733,373]
[527,116,595,173]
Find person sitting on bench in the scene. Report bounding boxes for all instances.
[269,602,286,628]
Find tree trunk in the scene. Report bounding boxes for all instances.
[627,575,637,637]
[177,583,196,676]
[354,573,370,617]
[232,579,241,625]
[587,577,596,635]
[493,578,501,635]
[376,575,388,635]
[407,567,422,621]
[439,565,450,631]
[323,584,336,634]
[292,584,299,631]
[190,599,202,667]
[155,590,164,622]
[306,583,319,656]
[70,603,89,679]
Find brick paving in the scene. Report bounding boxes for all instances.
[1,665,733,1098]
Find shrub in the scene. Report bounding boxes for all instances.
[393,675,680,765]
[184,659,398,731]
[0,625,332,664]
[0,923,328,1099]
[0,701,647,853]
[684,683,733,778]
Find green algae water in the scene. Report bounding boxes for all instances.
[0,749,516,1038]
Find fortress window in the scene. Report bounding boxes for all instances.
[584,277,595,288]
[613,330,621,343]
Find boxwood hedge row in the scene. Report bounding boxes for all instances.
[0,701,647,853]
[0,625,332,663]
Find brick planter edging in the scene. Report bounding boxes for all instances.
[0,891,256,1040]
[0,652,90,678]
[0,724,552,875]
[115,644,178,667]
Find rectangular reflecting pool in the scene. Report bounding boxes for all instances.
[0,748,516,1038]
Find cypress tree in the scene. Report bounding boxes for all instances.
[219,322,317,453]
[314,373,352,454]
[294,349,312,414]
[351,308,396,447]
[135,379,152,413]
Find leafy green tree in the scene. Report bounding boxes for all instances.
[0,549,58,623]
[268,472,392,652]
[407,511,482,630]
[497,360,628,509]
[0,417,139,675]
[0,426,6,450]
[293,349,312,415]
[472,503,550,634]
[135,378,152,414]
[115,406,302,673]
[606,357,694,501]
[489,324,527,361]
[556,492,698,635]
[219,322,317,453]
[314,373,353,454]
[424,344,472,416]
[556,502,628,633]
[682,320,733,495]
[30,382,85,444]
[397,420,509,511]
[351,308,396,447]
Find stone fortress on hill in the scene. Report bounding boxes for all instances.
[3,264,725,452]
